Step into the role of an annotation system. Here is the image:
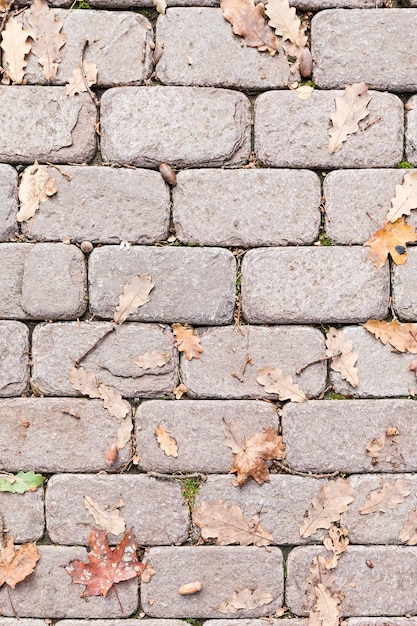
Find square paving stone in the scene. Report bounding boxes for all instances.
[0,489,44,542]
[0,164,18,241]
[0,321,29,396]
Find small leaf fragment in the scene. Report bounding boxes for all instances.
[300,477,353,538]
[325,327,358,388]
[155,425,178,457]
[0,471,44,494]
[1,17,32,84]
[387,170,417,223]
[173,323,203,360]
[364,217,417,269]
[328,82,371,154]
[399,506,417,545]
[17,161,57,223]
[364,319,417,354]
[296,84,314,100]
[134,350,170,370]
[65,60,97,97]
[117,415,133,451]
[83,495,126,536]
[113,274,154,324]
[217,588,274,614]
[152,0,167,13]
[323,525,349,570]
[359,478,411,515]
[265,0,304,45]
[256,366,307,402]
[220,0,279,55]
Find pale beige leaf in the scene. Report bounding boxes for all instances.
[323,524,349,570]
[217,588,273,614]
[300,477,353,538]
[98,383,130,420]
[306,555,338,608]
[325,327,358,388]
[155,425,178,457]
[257,366,307,402]
[366,432,405,469]
[113,274,154,324]
[117,415,133,450]
[281,22,308,73]
[328,82,371,154]
[172,324,203,360]
[152,0,166,13]
[173,383,188,399]
[68,366,101,399]
[1,17,32,84]
[83,495,126,536]
[359,478,411,515]
[134,350,170,370]
[387,171,417,223]
[296,84,314,100]
[265,0,303,45]
[65,60,97,97]
[27,0,66,81]
[220,0,279,55]
[313,583,341,626]
[399,506,417,545]
[364,319,417,354]
[17,161,57,222]
[193,500,273,547]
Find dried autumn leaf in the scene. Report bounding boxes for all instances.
[65,60,98,97]
[113,274,154,324]
[366,432,405,468]
[0,535,40,589]
[27,0,67,81]
[359,478,411,515]
[387,171,417,223]
[398,506,417,545]
[220,0,279,55]
[328,82,371,154]
[217,588,274,614]
[300,477,353,538]
[256,366,307,402]
[193,499,273,547]
[98,384,131,420]
[152,0,166,13]
[172,323,203,360]
[83,496,126,536]
[306,556,342,626]
[224,420,285,487]
[0,0,7,12]
[17,161,57,223]
[0,471,44,494]
[325,327,358,388]
[363,319,417,354]
[173,383,188,399]
[281,21,308,73]
[1,17,32,84]
[134,350,170,370]
[296,84,314,100]
[117,415,133,450]
[265,0,304,45]
[155,425,178,457]
[68,366,130,420]
[311,583,341,626]
[66,527,145,598]
[323,525,349,570]
[364,217,417,269]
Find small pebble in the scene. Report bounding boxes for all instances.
[80,241,94,254]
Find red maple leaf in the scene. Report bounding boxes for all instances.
[65,527,145,598]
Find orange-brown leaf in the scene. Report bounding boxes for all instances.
[300,478,353,538]
[172,323,203,360]
[364,217,417,269]
[0,536,40,589]
[364,319,417,354]
[220,0,279,55]
[155,425,178,457]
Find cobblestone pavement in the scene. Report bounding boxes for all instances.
[2,0,417,624]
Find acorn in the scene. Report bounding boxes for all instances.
[159,163,177,186]
[178,581,202,595]
[105,443,118,465]
[299,48,313,79]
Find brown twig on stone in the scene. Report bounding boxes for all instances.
[295,352,341,375]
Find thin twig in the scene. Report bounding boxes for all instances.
[147,471,207,481]
[73,324,116,368]
[80,39,100,107]
[296,352,341,375]
[113,584,124,616]
[61,409,81,419]
[366,211,385,230]
[6,587,19,619]
[46,162,72,181]
[272,461,339,480]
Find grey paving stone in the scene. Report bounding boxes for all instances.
[330,326,417,397]
[208,621,306,626]
[255,90,403,169]
[0,490,44,542]
[155,9,292,89]
[141,546,284,618]
[241,247,389,324]
[0,398,131,472]
[290,0,385,6]
[0,621,49,626]
[0,321,29,396]
[173,169,321,247]
[392,248,417,320]
[135,399,278,473]
[101,87,251,168]
[0,244,30,318]
[88,246,236,325]
[0,87,96,164]
[22,166,170,244]
[181,325,326,399]
[346,620,417,626]
[0,165,17,241]
[0,546,138,618]
[286,545,417,616]
[324,169,417,244]
[282,399,417,473]
[18,10,152,87]
[406,96,417,167]
[312,9,417,91]
[56,621,189,626]
[46,474,188,546]
[31,322,178,398]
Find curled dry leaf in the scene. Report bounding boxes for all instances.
[364,217,417,269]
[83,495,126,536]
[399,506,417,545]
[152,0,167,13]
[0,535,40,589]
[134,350,171,370]
[173,323,203,360]
[27,0,67,81]
[0,0,7,11]
[325,327,358,388]
[323,524,349,570]
[18,161,57,223]
[328,82,371,154]
[300,477,353,538]
[257,366,307,402]
[364,319,417,354]
[1,17,32,84]
[220,0,279,55]
[155,425,178,457]
[193,499,273,547]
[113,274,154,324]
[359,478,411,515]
[387,171,417,223]
[65,60,98,97]
[366,432,405,468]
[265,0,304,45]
[217,588,274,614]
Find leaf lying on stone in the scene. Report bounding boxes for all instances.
[173,383,188,399]
[257,366,307,402]
[328,82,371,154]
[364,217,417,269]
[117,415,133,451]
[366,431,405,468]
[323,524,349,570]
[387,171,417,223]
[398,506,417,545]
[310,583,341,626]
[134,350,170,370]
[265,0,304,45]
[300,478,353,538]
[155,425,178,457]
[27,0,67,81]
[325,327,358,388]
[296,85,314,100]
[66,59,98,97]
[359,478,411,515]
[0,535,40,589]
[1,17,32,84]
[17,161,57,223]
[0,471,44,494]
[173,323,203,360]
[217,588,274,614]
[113,274,154,324]
[220,0,279,55]
[364,319,417,354]
[83,496,126,536]
[306,555,343,626]
[193,499,273,547]
[152,0,166,13]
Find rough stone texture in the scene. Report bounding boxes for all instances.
[0,546,138,618]
[255,90,403,169]
[19,11,152,87]
[155,9,292,89]
[330,326,417,397]
[0,244,30,318]
[88,246,236,325]
[31,322,178,397]
[0,321,29,396]
[324,169,417,244]
[208,621,307,626]
[101,87,251,168]
[406,95,417,165]
[181,326,326,399]
[0,398,131,472]
[241,247,389,324]
[56,622,189,626]
[141,547,284,618]
[0,164,17,241]
[392,248,417,320]
[282,399,417,474]
[312,9,417,91]
[0,622,49,626]
[0,87,96,164]
[346,620,417,626]
[290,0,386,5]
[42,0,391,7]
[135,399,278,473]
[0,490,44,542]
[286,545,417,616]
[46,474,189,545]
[173,169,321,247]
[23,166,170,244]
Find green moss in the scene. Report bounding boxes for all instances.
[319,232,333,246]
[324,391,347,400]
[186,620,205,626]
[397,160,414,169]
[302,80,315,88]
[182,477,201,510]
[75,0,92,7]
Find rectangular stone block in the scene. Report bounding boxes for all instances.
[0,321,29,396]
[181,326,326,399]
[255,90,403,169]
[0,164,17,241]
[142,546,283,618]
[346,620,417,626]
[22,166,170,244]
[101,87,251,168]
[56,621,189,626]
[32,321,178,397]
[46,474,188,545]
[282,399,417,473]
[406,95,417,166]
[155,9,292,89]
[0,546,138,618]
[0,621,49,626]
[241,248,389,324]
[312,9,417,91]
[286,545,417,616]
[208,621,307,626]
[135,399,278,473]
[88,246,236,325]
[291,0,386,5]
[173,169,321,247]
[0,87,96,164]
[0,398,131,472]
[392,247,417,321]
[0,490,44,542]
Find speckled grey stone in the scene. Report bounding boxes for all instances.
[0,165,17,241]
[208,621,307,626]
[406,95,417,166]
[101,87,251,168]
[56,621,189,626]
[392,248,417,320]
[0,621,49,626]
[0,489,44,542]
[0,321,29,396]
[345,620,417,626]
[0,244,30,318]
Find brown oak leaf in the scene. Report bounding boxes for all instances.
[27,0,67,81]
[113,274,154,324]
[172,323,203,360]
[66,60,98,97]
[387,170,417,223]
[155,425,178,457]
[17,161,57,223]
[366,431,405,468]
[323,524,349,570]
[328,82,371,154]
[256,366,307,402]
[1,17,32,84]
[217,588,274,613]
[364,319,417,354]
[220,0,279,55]
[359,478,411,515]
[0,535,40,589]
[364,217,417,269]
[399,506,417,545]
[265,0,304,45]
[325,327,358,388]
[300,477,353,538]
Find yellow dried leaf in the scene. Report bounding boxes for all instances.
[364,319,417,354]
[387,171,417,223]
[265,0,304,45]
[300,478,353,538]
[113,274,154,324]
[220,0,279,55]
[172,323,203,360]
[256,366,307,402]
[17,161,57,223]
[155,425,178,457]
[325,327,358,388]
[1,17,32,84]
[364,217,417,269]
[328,82,371,154]
[65,60,97,97]
[83,495,126,536]
[27,0,67,81]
